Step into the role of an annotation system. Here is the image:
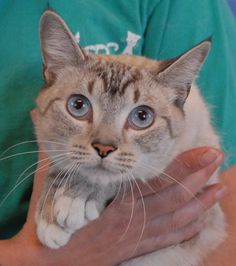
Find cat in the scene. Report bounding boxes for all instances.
[35,11,226,266]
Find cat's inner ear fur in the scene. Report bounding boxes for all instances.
[157,41,211,107]
[40,10,86,83]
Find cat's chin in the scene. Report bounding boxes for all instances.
[80,165,123,186]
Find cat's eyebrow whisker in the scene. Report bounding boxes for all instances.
[0,139,68,157]
[0,149,70,161]
[0,154,69,208]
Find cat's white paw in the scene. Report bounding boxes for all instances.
[85,200,100,220]
[54,195,86,231]
[37,219,71,249]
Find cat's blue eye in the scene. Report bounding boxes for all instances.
[128,106,155,130]
[67,94,91,119]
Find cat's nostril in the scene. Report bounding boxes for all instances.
[92,143,117,158]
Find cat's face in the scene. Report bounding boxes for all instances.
[36,56,182,185]
[35,11,210,185]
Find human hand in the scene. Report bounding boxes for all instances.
[101,146,226,264]
[0,109,226,266]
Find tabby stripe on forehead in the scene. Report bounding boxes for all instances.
[161,116,174,138]
[134,89,140,103]
[41,97,61,115]
[87,80,95,94]
[120,70,141,96]
[120,79,134,95]
[100,72,109,92]
[109,67,116,94]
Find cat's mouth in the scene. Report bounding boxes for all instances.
[96,162,108,171]
[81,159,120,176]
[95,160,116,173]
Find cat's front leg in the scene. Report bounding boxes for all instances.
[35,178,73,249]
[36,173,93,249]
[54,189,88,231]
[85,199,101,221]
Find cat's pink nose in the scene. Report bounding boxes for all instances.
[92,143,117,158]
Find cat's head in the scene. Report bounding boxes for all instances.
[35,11,210,185]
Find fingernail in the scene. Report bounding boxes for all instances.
[215,187,227,200]
[200,149,220,166]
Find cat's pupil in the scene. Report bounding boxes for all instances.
[73,99,83,109]
[137,110,148,121]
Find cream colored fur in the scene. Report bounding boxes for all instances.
[35,11,226,265]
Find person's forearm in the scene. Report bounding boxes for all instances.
[0,238,22,266]
[0,221,118,266]
[62,219,121,266]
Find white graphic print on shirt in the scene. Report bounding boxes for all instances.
[75,31,141,55]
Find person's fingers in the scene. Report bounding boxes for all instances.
[133,219,204,259]
[145,184,227,237]
[125,147,223,200]
[164,147,222,178]
[165,184,227,231]
[115,182,226,237]
[138,152,223,215]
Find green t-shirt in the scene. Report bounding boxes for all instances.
[0,0,236,238]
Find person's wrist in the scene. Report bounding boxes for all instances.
[74,218,118,266]
[0,237,26,265]
[10,230,45,266]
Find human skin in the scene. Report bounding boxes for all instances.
[0,112,233,266]
[204,164,236,266]
[0,146,231,266]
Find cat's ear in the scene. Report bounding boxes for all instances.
[157,41,211,107]
[40,10,86,83]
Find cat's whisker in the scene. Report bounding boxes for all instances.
[128,171,147,256]
[14,152,71,186]
[0,139,68,157]
[38,158,75,218]
[0,154,70,208]
[109,176,123,206]
[50,161,79,221]
[39,159,71,222]
[140,179,157,194]
[0,149,71,162]
[160,170,206,210]
[117,172,135,244]
[120,178,128,204]
[63,162,78,194]
[138,162,205,210]
[66,162,80,193]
